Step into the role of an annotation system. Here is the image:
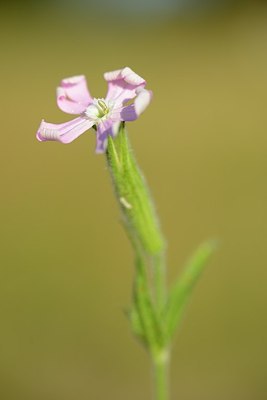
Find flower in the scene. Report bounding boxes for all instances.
[36,67,152,153]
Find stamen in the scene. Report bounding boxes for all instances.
[98,99,108,113]
[85,98,112,121]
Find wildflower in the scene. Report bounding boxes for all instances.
[36,67,152,153]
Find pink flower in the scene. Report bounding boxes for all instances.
[36,67,152,153]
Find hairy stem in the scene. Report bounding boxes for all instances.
[106,124,169,400]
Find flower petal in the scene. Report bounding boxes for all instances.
[36,117,94,144]
[120,88,152,121]
[104,67,146,105]
[57,75,93,115]
[95,119,120,154]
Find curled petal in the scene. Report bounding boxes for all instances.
[57,75,93,114]
[95,119,120,154]
[104,67,145,86]
[104,67,146,105]
[36,117,94,144]
[120,88,152,121]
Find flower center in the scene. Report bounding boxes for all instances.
[97,99,109,117]
[85,98,112,121]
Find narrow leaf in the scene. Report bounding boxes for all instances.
[164,240,217,342]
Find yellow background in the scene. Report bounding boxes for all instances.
[1,2,267,399]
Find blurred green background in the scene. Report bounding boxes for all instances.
[1,0,267,399]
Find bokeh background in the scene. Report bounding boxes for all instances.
[1,0,267,399]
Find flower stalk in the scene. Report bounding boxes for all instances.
[106,123,169,399]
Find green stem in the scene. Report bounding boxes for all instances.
[106,124,169,400]
[152,252,168,400]
[153,349,170,400]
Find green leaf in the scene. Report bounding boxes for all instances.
[164,240,217,342]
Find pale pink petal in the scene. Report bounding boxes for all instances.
[120,89,152,121]
[36,117,94,144]
[57,75,93,115]
[104,67,146,105]
[95,119,120,154]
